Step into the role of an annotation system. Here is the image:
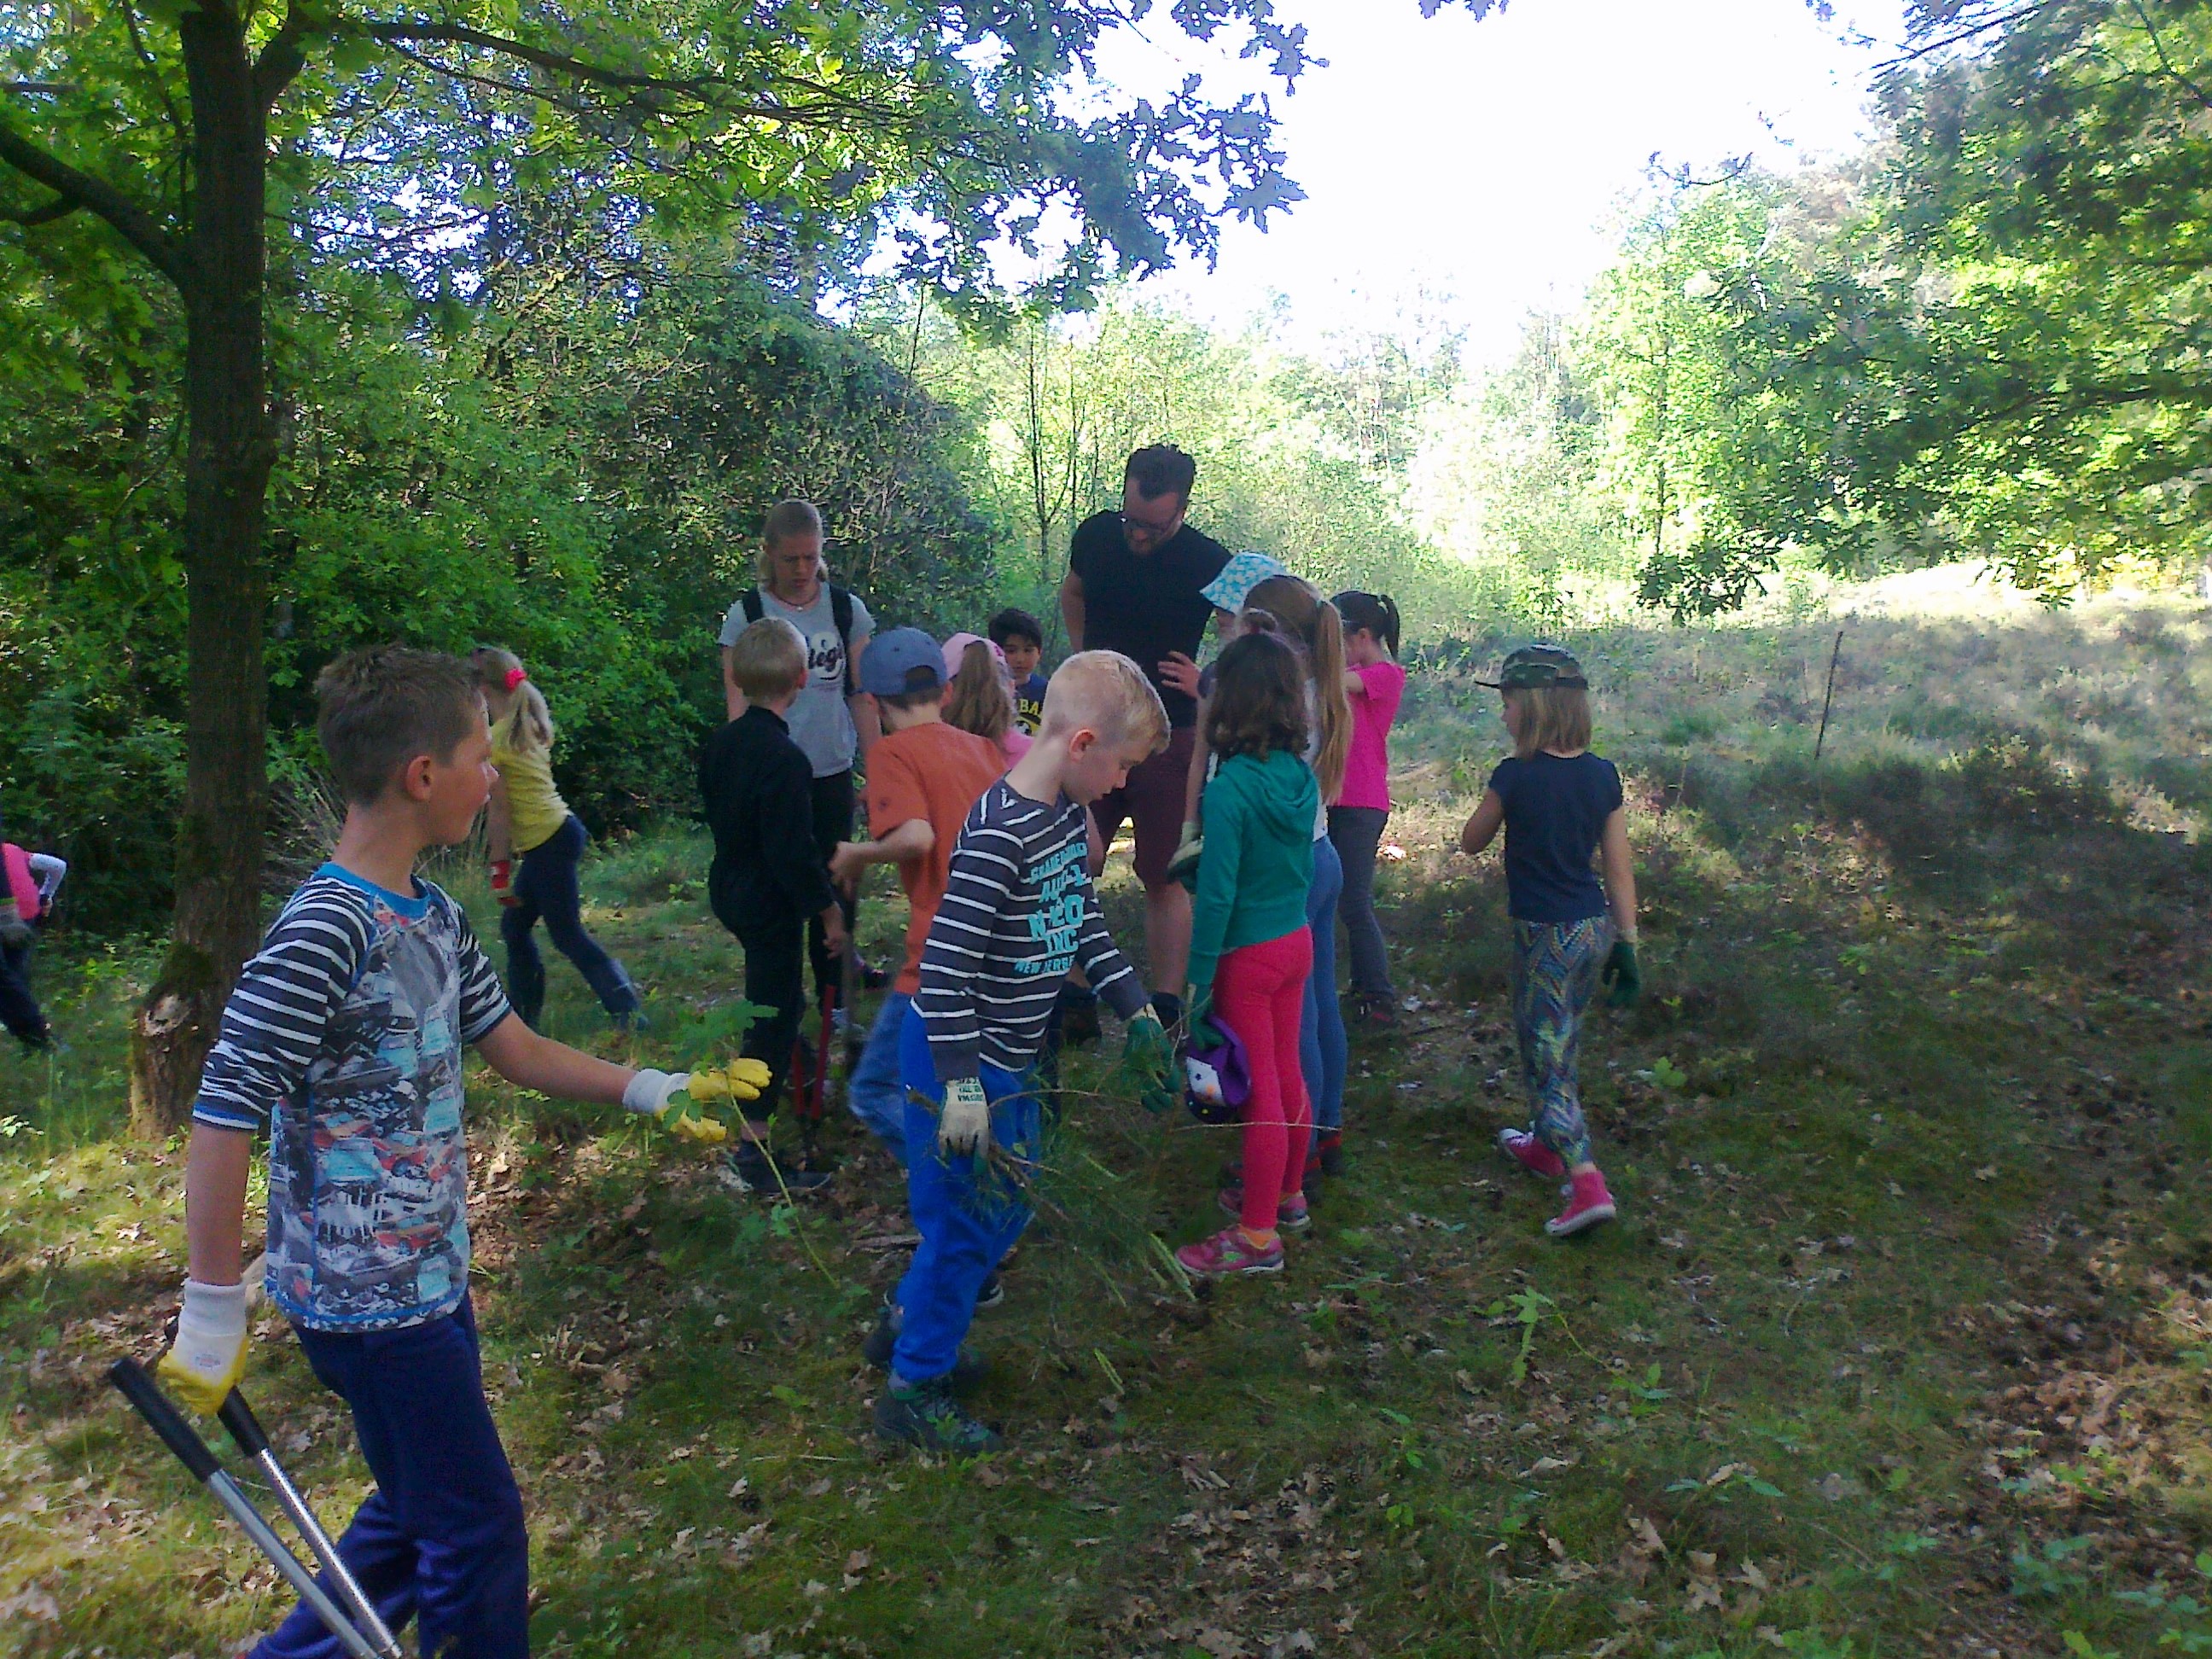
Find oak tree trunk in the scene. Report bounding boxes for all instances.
[130,5,273,1137]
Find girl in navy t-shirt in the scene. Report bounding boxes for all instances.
[1457,645,1641,1237]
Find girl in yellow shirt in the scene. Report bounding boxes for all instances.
[472,648,643,1030]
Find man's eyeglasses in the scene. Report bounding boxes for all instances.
[1119,504,1184,539]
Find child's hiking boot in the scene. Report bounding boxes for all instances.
[1546,1167,1617,1237]
[1217,1186,1310,1231]
[724,1140,834,1196]
[1175,1226,1285,1278]
[861,1304,989,1390]
[873,1374,1002,1452]
[1498,1126,1567,1180]
[1314,1132,1344,1179]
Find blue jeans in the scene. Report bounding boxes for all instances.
[847,992,912,1163]
[255,1298,528,1659]
[1301,834,1347,1138]
[892,1004,1037,1384]
[502,814,638,1027]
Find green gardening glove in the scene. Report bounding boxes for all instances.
[1601,939,1642,1010]
[1121,1006,1179,1115]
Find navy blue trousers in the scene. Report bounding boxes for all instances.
[892,1004,1037,1383]
[254,1298,529,1659]
[1,937,45,1047]
[502,814,637,1027]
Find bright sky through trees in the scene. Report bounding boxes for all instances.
[1142,0,1909,362]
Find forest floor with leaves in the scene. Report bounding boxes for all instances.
[4,570,2212,1659]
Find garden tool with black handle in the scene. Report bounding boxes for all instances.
[108,1359,391,1659]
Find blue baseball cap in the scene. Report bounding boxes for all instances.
[859,627,946,698]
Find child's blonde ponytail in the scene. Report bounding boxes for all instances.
[1243,574,1351,804]
[469,646,555,755]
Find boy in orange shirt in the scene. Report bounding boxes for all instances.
[831,627,1008,1166]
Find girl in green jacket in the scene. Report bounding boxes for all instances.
[1174,632,1319,1278]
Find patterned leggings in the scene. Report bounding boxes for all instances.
[1511,916,1613,1168]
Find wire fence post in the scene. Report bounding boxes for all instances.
[1813,627,1844,768]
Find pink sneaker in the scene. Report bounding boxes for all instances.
[1499,1126,1566,1180]
[1546,1168,1616,1237]
[1176,1226,1285,1278]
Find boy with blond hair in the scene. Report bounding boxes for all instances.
[830,627,1004,1165]
[874,650,1179,1451]
[160,646,719,1659]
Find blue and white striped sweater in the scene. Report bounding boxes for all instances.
[195,865,510,1331]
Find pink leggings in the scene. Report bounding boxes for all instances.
[1216,925,1314,1233]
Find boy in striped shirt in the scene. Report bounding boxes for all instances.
[158,647,715,1659]
[875,651,1179,1452]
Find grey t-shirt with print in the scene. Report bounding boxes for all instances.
[719,585,876,778]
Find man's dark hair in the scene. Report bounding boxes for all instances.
[315,646,481,805]
[1202,632,1307,764]
[987,608,1045,650]
[1124,443,1196,503]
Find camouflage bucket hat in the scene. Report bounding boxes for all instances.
[1473,643,1588,690]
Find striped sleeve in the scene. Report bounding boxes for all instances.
[915,820,1024,1083]
[193,887,370,1131]
[1073,878,1146,1021]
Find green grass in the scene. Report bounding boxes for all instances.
[4,569,2212,1657]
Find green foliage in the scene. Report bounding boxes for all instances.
[1566,2,2212,612]
[0,248,995,923]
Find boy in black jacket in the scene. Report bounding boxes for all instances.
[700,617,848,1191]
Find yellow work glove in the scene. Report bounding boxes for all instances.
[624,1068,727,1144]
[156,1278,249,1415]
[684,1060,768,1104]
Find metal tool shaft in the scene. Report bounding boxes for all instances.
[252,1447,403,1658]
[206,1471,382,1659]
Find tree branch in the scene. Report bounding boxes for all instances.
[0,193,79,226]
[0,111,192,289]
[2123,0,2212,114]
[255,1,315,111]
[360,20,874,125]
[121,4,189,151]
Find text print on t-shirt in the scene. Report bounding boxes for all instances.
[806,628,846,686]
[1021,840,1091,975]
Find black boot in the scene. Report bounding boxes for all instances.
[873,1373,1002,1452]
[724,1139,833,1196]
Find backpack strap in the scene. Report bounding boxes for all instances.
[745,585,857,697]
[830,585,855,698]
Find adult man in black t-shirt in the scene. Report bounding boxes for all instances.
[1058,444,1231,1013]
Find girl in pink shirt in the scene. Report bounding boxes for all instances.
[941,633,1033,765]
[1329,592,1406,1030]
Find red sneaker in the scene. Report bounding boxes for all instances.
[1175,1226,1285,1278]
[1499,1126,1566,1180]
[1546,1167,1616,1237]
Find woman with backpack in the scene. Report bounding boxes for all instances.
[718,499,882,1004]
